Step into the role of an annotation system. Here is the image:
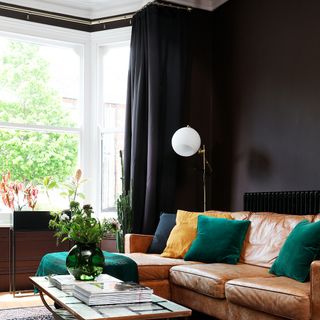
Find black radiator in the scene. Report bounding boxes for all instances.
[243,191,320,214]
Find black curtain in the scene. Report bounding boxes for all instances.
[124,3,191,234]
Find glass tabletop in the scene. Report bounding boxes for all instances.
[30,276,191,320]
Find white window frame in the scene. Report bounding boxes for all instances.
[91,28,131,217]
[0,15,132,217]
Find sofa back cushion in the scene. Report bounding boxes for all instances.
[240,212,315,268]
[230,211,252,221]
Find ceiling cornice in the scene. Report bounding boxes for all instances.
[1,0,229,20]
[0,0,230,32]
[0,2,133,32]
[1,0,148,19]
[90,0,149,19]
[2,0,88,17]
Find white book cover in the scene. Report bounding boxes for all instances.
[74,281,153,297]
[48,274,119,290]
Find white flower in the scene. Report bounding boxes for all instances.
[60,213,69,221]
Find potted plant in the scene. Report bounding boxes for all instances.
[116,151,133,253]
[49,201,119,280]
[0,171,50,230]
[0,171,39,211]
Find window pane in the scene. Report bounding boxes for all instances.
[101,131,124,211]
[103,46,130,108]
[0,36,80,127]
[0,128,79,210]
[101,44,130,212]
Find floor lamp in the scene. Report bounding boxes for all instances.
[171,126,212,212]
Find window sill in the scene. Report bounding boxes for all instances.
[0,211,13,227]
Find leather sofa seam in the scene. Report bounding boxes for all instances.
[170,269,224,283]
[171,283,225,300]
[226,282,310,298]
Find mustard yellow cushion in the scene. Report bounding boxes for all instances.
[161,210,233,258]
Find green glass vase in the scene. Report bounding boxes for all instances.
[66,243,104,280]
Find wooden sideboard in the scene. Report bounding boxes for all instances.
[0,227,117,292]
[0,228,10,292]
[13,230,70,291]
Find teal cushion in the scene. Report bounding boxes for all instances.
[270,219,320,282]
[184,215,250,264]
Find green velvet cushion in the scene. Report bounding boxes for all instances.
[184,215,250,264]
[270,219,320,282]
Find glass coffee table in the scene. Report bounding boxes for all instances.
[30,276,192,320]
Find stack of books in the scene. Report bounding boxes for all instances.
[73,281,153,306]
[48,274,118,293]
[48,275,77,292]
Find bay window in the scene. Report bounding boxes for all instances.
[0,17,131,216]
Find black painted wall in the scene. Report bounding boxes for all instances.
[213,0,320,210]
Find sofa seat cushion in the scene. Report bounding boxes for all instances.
[126,253,197,281]
[170,263,271,299]
[226,276,310,320]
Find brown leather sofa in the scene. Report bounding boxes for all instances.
[124,211,320,320]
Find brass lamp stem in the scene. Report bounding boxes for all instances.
[198,145,213,212]
[199,145,206,212]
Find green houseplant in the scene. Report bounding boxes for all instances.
[116,151,133,253]
[49,201,119,280]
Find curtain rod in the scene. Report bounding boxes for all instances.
[0,1,190,30]
[135,1,193,15]
[0,2,133,26]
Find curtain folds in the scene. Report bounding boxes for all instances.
[124,4,190,234]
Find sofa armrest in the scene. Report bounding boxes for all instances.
[124,233,154,253]
[311,260,320,319]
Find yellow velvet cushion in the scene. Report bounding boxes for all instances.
[161,210,233,258]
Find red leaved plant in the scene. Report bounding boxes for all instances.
[0,171,39,211]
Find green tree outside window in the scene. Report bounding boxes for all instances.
[0,40,78,184]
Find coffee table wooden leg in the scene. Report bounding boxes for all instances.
[39,290,64,320]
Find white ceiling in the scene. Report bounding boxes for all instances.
[2,0,229,19]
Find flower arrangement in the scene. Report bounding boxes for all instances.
[49,201,120,244]
[0,171,39,211]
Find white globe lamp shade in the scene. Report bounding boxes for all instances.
[171,127,201,157]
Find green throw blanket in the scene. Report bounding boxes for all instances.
[36,251,139,283]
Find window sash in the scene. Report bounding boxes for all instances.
[0,121,81,134]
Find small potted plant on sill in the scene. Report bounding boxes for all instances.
[0,171,50,230]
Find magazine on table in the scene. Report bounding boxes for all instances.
[48,274,119,292]
[73,281,153,306]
